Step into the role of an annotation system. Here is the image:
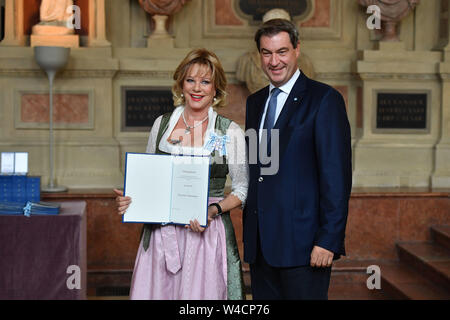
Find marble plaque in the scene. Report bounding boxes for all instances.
[122,87,174,132]
[15,91,94,129]
[375,92,429,132]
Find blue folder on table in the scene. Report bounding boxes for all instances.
[0,201,60,216]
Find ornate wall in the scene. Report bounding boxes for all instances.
[0,0,448,189]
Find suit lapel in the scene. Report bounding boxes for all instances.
[273,72,308,132]
[272,73,308,161]
[249,73,308,166]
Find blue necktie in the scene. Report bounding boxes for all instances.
[263,87,281,145]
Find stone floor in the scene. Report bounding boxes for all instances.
[88,224,450,301]
[88,264,390,300]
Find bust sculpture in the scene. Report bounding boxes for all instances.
[138,0,189,16]
[32,0,75,36]
[236,9,315,93]
[359,0,420,41]
[138,0,191,41]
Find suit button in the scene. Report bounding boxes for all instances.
[258,177,264,182]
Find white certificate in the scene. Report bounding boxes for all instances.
[1,152,15,174]
[14,152,29,174]
[122,153,210,227]
[0,152,29,174]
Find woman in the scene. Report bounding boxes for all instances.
[114,49,248,300]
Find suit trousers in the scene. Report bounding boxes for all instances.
[250,231,332,300]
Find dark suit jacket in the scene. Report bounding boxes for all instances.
[243,71,352,267]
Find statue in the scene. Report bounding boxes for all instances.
[31,0,79,47]
[32,0,75,36]
[138,0,189,15]
[236,9,315,93]
[138,0,191,41]
[359,0,420,42]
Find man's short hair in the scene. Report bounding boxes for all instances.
[254,19,300,51]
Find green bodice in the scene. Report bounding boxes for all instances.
[154,112,231,197]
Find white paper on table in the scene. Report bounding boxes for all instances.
[122,153,210,226]
[1,152,15,174]
[14,152,28,174]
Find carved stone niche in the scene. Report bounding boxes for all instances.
[234,0,314,25]
[138,0,191,48]
[359,0,420,42]
[31,0,79,47]
[0,0,110,47]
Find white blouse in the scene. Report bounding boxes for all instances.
[145,106,249,205]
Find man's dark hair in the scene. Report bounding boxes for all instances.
[254,19,300,51]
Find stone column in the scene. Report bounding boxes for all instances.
[433,0,450,187]
[0,0,25,46]
[355,48,441,188]
[354,1,444,188]
[88,0,111,47]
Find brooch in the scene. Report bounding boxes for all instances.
[204,132,230,157]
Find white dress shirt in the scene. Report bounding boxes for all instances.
[259,69,301,141]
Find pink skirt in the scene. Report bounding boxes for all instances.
[129,197,228,300]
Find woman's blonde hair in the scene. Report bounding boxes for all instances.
[172,48,227,108]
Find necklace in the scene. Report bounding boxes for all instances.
[182,111,208,135]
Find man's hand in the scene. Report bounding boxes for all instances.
[310,246,333,268]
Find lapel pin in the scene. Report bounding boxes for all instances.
[294,97,299,102]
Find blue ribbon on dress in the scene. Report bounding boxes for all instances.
[204,132,230,157]
[23,202,32,218]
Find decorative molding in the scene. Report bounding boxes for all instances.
[0,69,118,78]
[0,137,120,147]
[232,0,314,26]
[359,73,439,81]
[203,0,342,40]
[117,70,174,79]
[60,70,118,78]
[300,0,342,40]
[315,72,359,81]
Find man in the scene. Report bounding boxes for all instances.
[243,19,352,300]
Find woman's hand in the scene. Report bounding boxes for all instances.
[185,206,218,233]
[113,188,132,215]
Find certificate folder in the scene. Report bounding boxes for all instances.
[122,153,210,227]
